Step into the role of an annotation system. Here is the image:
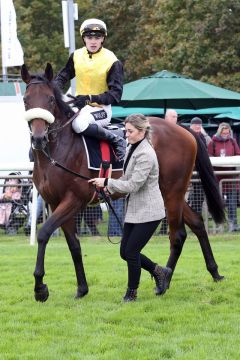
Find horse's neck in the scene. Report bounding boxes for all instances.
[49,112,83,155]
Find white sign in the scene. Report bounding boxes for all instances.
[1,0,24,67]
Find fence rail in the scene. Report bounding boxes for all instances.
[1,158,240,244]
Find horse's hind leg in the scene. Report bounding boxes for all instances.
[183,202,224,281]
[62,220,89,298]
[165,216,188,286]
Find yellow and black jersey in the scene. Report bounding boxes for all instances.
[54,47,124,105]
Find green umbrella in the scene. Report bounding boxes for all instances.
[112,105,240,119]
[120,70,240,111]
[214,108,240,120]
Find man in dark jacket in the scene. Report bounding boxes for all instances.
[188,117,211,215]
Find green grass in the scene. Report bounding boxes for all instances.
[0,235,239,360]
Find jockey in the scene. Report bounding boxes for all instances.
[54,18,126,161]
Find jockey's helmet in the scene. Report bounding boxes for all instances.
[80,19,107,38]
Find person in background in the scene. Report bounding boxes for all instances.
[24,149,44,236]
[108,198,125,236]
[24,194,44,236]
[0,172,22,235]
[208,122,240,232]
[188,117,211,214]
[89,114,172,302]
[54,18,126,161]
[164,109,178,124]
[190,117,211,146]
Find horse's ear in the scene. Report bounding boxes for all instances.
[45,63,53,82]
[21,64,31,84]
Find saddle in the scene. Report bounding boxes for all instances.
[83,124,125,205]
[82,124,125,171]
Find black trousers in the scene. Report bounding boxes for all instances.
[120,220,160,289]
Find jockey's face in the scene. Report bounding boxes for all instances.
[125,123,146,144]
[84,35,104,53]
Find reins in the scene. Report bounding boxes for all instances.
[41,147,123,244]
[48,111,79,135]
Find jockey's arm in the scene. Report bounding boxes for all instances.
[90,60,124,105]
[54,53,75,91]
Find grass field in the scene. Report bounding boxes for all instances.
[0,234,239,360]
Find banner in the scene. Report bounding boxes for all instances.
[1,0,24,67]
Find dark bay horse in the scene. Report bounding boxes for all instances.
[21,63,225,302]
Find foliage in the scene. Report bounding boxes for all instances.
[5,1,240,91]
[0,235,240,359]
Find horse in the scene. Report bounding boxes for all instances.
[21,63,225,302]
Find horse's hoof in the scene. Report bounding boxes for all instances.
[34,284,49,302]
[154,267,172,296]
[75,287,89,299]
[213,275,225,282]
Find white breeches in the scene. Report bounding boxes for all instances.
[72,104,112,133]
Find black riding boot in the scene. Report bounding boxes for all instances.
[152,265,172,296]
[82,124,126,162]
[123,288,137,302]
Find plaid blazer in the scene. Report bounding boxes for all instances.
[107,138,165,223]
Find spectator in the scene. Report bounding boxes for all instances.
[188,117,211,214]
[0,172,22,235]
[24,148,47,236]
[190,117,211,146]
[208,122,240,232]
[164,109,178,124]
[24,194,44,235]
[108,198,125,236]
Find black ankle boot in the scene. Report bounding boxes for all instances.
[123,288,137,302]
[83,124,126,162]
[152,265,172,296]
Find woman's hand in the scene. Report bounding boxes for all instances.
[88,178,105,187]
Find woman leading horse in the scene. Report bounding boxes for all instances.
[21,63,224,302]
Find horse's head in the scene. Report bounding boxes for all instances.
[21,63,56,150]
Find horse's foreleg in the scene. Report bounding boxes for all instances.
[33,219,54,302]
[33,199,87,302]
[183,202,224,281]
[62,220,89,298]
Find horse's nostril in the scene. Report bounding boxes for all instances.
[31,135,48,150]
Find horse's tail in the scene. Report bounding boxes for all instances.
[188,129,225,224]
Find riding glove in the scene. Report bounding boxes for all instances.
[74,95,91,109]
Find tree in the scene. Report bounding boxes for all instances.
[6,0,240,92]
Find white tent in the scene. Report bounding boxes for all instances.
[0,97,30,164]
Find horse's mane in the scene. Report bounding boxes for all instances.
[30,73,74,118]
